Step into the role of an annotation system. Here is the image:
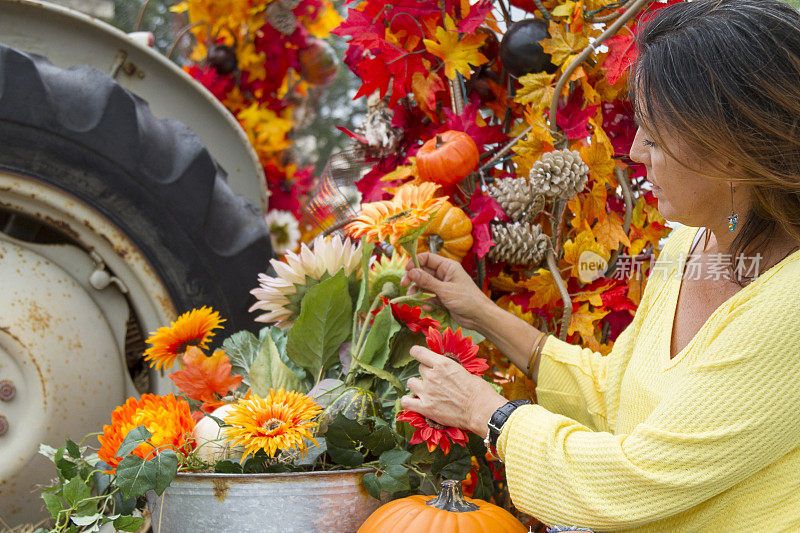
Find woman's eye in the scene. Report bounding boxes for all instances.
[643,138,656,148]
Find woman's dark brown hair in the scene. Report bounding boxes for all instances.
[630,0,800,286]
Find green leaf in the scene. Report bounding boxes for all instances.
[361,472,382,500]
[325,413,370,449]
[326,444,364,467]
[363,425,397,457]
[408,443,437,464]
[113,516,146,532]
[65,439,81,459]
[39,443,58,461]
[378,449,411,467]
[435,446,472,481]
[41,492,63,519]
[356,239,375,314]
[62,477,91,506]
[71,513,104,527]
[116,426,152,457]
[55,456,79,480]
[359,306,401,369]
[249,329,303,396]
[388,330,425,368]
[378,464,411,493]
[472,462,495,502]
[354,359,405,394]
[214,460,244,474]
[286,270,353,378]
[222,330,261,386]
[115,450,178,499]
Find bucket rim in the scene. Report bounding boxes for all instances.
[171,466,379,481]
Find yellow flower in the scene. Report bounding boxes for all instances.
[237,103,294,162]
[345,182,447,247]
[142,307,225,371]
[222,389,322,462]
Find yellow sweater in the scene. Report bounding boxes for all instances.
[496,225,800,532]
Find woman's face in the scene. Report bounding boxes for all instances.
[628,121,740,230]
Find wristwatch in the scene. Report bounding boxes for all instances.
[485,399,532,457]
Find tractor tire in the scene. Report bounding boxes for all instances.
[0,43,271,338]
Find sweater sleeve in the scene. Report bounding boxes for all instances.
[495,282,800,531]
[534,239,675,433]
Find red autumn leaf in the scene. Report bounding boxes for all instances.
[352,51,394,102]
[458,0,493,33]
[169,346,243,404]
[556,86,598,139]
[468,186,507,225]
[600,283,638,312]
[442,95,507,148]
[332,9,385,47]
[604,34,636,85]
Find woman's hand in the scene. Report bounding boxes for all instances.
[401,252,492,331]
[400,345,507,436]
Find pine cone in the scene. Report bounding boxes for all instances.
[488,222,551,266]
[529,150,589,200]
[266,3,297,35]
[278,0,302,8]
[487,177,546,223]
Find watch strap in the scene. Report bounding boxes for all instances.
[487,399,531,448]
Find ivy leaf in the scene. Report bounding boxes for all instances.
[325,413,371,449]
[115,450,178,499]
[423,15,488,80]
[62,477,91,507]
[65,439,81,459]
[41,492,64,519]
[286,270,353,379]
[113,516,146,532]
[116,426,152,458]
[378,464,411,493]
[363,425,398,457]
[361,472,382,499]
[326,444,364,467]
[378,449,411,467]
[214,460,244,474]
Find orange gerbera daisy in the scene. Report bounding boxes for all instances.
[345,182,447,247]
[222,389,323,462]
[97,393,196,472]
[143,306,225,370]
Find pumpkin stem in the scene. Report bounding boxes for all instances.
[427,234,444,255]
[426,480,479,512]
[435,134,444,149]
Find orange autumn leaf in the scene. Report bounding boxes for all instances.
[594,210,632,252]
[411,68,446,121]
[568,302,609,351]
[563,228,610,278]
[580,131,616,187]
[169,346,243,404]
[423,15,488,80]
[541,21,589,67]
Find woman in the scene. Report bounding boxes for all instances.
[398,0,800,530]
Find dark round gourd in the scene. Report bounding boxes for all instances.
[499,18,557,77]
[206,44,239,75]
[316,387,383,434]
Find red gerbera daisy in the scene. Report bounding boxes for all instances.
[390,303,441,333]
[425,327,489,375]
[396,409,468,455]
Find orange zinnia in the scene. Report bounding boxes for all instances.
[97,394,196,472]
[345,182,447,247]
[222,389,322,462]
[143,306,225,370]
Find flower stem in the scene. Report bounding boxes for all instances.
[345,295,386,385]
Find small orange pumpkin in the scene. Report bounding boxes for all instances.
[357,479,527,532]
[416,131,480,186]
[418,200,473,262]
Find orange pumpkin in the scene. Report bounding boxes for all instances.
[416,131,480,186]
[357,479,527,532]
[418,200,473,262]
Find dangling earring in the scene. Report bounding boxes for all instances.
[727,182,738,231]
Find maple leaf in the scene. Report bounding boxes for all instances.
[412,70,446,120]
[541,21,589,67]
[424,15,488,80]
[600,283,637,311]
[593,210,632,252]
[563,228,609,278]
[568,302,609,351]
[443,95,507,147]
[169,346,243,404]
[458,0,493,34]
[332,8,385,47]
[556,85,598,140]
[603,34,636,85]
[514,72,556,112]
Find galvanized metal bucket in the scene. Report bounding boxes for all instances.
[146,468,383,533]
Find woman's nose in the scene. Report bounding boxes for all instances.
[629,127,649,165]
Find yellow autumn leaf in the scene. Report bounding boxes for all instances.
[594,210,632,252]
[423,15,488,80]
[514,72,557,111]
[563,228,609,278]
[541,21,590,66]
[551,1,576,17]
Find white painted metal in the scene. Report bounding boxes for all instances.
[0,237,127,523]
[0,0,268,211]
